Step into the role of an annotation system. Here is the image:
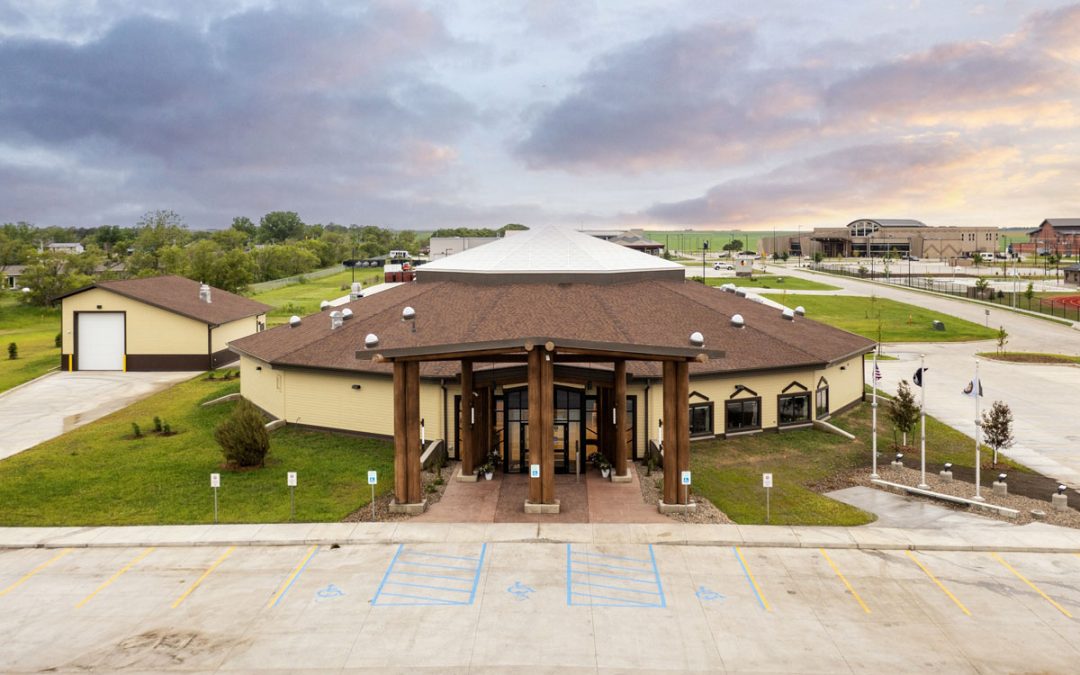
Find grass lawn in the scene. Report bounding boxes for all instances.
[0,292,60,393]
[646,230,783,253]
[251,269,385,326]
[701,275,840,292]
[0,373,395,526]
[759,294,998,342]
[688,396,1030,526]
[977,351,1080,365]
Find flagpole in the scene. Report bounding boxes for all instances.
[871,346,879,478]
[918,353,928,488]
[973,359,983,501]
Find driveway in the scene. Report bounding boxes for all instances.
[0,371,199,461]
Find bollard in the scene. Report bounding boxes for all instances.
[939,462,953,482]
[1052,484,1069,512]
[891,452,904,469]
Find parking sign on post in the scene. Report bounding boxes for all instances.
[287,472,297,520]
[210,473,220,524]
[762,473,773,523]
[287,472,297,487]
[367,471,378,521]
[530,464,540,479]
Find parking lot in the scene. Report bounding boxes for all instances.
[3,541,1080,672]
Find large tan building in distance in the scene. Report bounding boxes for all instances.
[230,228,874,513]
[762,219,1001,260]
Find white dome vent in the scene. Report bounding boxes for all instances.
[731,314,745,328]
[364,333,379,349]
[289,315,302,327]
[689,331,704,347]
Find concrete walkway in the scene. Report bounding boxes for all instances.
[827,486,1012,529]
[0,371,199,460]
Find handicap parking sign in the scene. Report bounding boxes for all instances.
[530,464,540,478]
[367,470,377,485]
[680,471,691,486]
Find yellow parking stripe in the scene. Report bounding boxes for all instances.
[266,545,318,609]
[75,547,156,609]
[734,546,771,611]
[0,549,73,598]
[170,547,235,608]
[992,553,1072,618]
[905,551,971,616]
[819,549,871,614]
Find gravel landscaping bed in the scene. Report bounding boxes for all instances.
[857,465,1080,529]
[634,462,732,524]
[343,463,454,523]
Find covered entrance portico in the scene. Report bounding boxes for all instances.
[361,338,720,515]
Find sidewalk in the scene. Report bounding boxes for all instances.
[4,520,1080,552]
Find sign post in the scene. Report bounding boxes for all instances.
[210,473,220,524]
[367,470,378,521]
[287,471,297,521]
[681,470,691,504]
[762,473,773,523]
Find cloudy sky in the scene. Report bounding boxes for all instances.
[1,1,1078,231]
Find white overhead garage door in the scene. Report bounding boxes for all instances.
[77,312,125,371]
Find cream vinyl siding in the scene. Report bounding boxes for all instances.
[213,315,263,353]
[239,355,285,419]
[63,288,205,355]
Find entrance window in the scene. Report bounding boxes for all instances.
[815,385,829,419]
[689,402,714,437]
[725,398,760,433]
[778,393,811,426]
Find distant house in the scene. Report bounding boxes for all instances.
[54,276,271,371]
[46,242,85,254]
[607,230,664,256]
[2,265,25,289]
[1064,264,1080,287]
[1015,219,1080,257]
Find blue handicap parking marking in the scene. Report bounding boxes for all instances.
[372,544,487,607]
[507,581,534,601]
[566,544,666,608]
[695,585,725,602]
[315,583,346,602]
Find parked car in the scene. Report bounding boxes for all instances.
[713,263,734,271]
[900,254,920,261]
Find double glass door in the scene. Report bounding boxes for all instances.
[502,388,581,474]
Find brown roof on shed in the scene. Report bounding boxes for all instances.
[230,279,873,379]
[59,276,272,325]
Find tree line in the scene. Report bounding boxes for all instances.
[1,212,523,305]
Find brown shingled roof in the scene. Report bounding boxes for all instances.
[57,276,272,325]
[229,279,873,380]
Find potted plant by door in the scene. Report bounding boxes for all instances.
[588,452,612,479]
[480,461,494,480]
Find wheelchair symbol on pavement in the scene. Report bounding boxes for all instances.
[315,584,346,602]
[695,586,724,602]
[508,581,534,601]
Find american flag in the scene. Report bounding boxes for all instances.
[873,365,882,381]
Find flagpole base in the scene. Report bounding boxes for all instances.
[917,484,929,489]
[971,495,986,502]
[870,473,880,479]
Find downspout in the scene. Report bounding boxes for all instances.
[643,379,651,449]
[440,379,449,457]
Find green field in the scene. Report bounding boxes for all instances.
[760,294,998,342]
[977,351,1080,364]
[0,292,60,393]
[0,374,394,526]
[691,395,1028,526]
[251,269,384,325]
[701,275,840,291]
[647,230,788,255]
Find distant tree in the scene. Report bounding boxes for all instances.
[18,253,93,306]
[250,244,320,282]
[972,252,984,267]
[996,326,1009,353]
[722,240,744,252]
[214,399,270,468]
[813,251,824,263]
[93,225,123,255]
[230,216,258,240]
[210,249,255,293]
[500,223,528,233]
[981,400,1014,467]
[974,277,989,297]
[258,211,305,243]
[888,380,920,448]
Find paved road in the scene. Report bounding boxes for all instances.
[747,264,1080,486]
[0,371,198,460]
[2,536,1079,672]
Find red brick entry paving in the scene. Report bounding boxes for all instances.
[414,463,668,523]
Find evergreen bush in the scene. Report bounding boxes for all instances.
[214,399,270,467]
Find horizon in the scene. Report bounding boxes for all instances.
[1,1,1078,231]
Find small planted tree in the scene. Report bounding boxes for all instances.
[1024,281,1035,302]
[888,380,920,448]
[981,400,1014,467]
[974,277,989,298]
[214,399,270,468]
[7,342,16,360]
[996,326,1009,353]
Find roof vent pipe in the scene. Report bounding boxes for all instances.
[402,306,416,321]
[731,314,745,328]
[794,306,805,316]
[735,288,747,297]
[320,300,330,310]
[198,283,211,303]
[289,315,302,327]
[330,310,343,330]
[364,333,379,349]
[782,308,795,321]
[341,308,353,320]
[689,331,704,347]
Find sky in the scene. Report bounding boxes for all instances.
[0,0,1078,232]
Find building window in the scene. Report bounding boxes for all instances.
[725,398,761,433]
[690,402,714,437]
[778,393,811,426]
[816,385,829,419]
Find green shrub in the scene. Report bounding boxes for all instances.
[131,422,142,439]
[153,416,163,433]
[54,333,61,348]
[7,342,16,360]
[214,399,270,468]
[162,423,172,435]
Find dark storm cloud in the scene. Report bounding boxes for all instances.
[0,4,476,226]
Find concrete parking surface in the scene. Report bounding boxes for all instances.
[0,371,198,460]
[2,535,1080,672]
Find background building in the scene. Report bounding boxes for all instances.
[761,219,1000,260]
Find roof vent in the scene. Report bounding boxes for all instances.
[289,315,302,327]
[782,308,795,321]
[320,300,330,310]
[731,314,745,328]
[341,308,353,320]
[330,310,343,330]
[402,306,416,321]
[364,333,379,349]
[689,331,704,347]
[198,283,211,303]
[794,306,805,316]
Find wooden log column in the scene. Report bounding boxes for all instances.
[613,359,629,480]
[460,360,475,476]
[392,360,423,510]
[526,345,557,510]
[661,360,691,505]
